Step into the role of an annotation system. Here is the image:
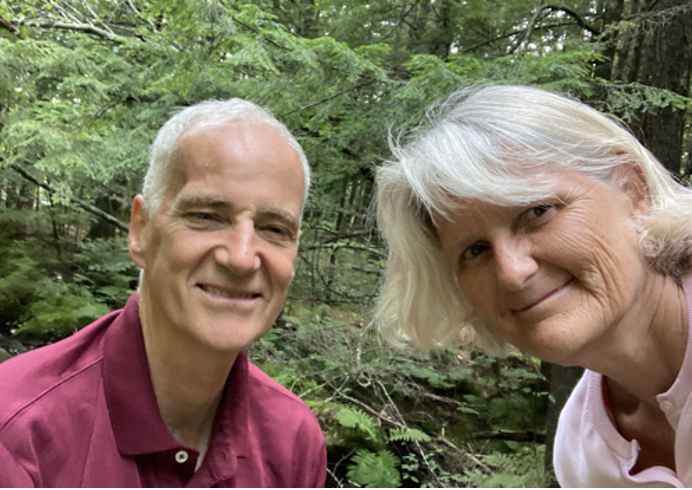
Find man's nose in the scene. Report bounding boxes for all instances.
[493,239,538,291]
[214,221,260,274]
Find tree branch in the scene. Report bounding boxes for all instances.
[23,20,128,43]
[510,4,600,54]
[0,14,132,43]
[460,21,586,54]
[8,164,129,232]
[473,429,546,443]
[0,17,18,34]
[283,78,379,116]
[541,4,600,35]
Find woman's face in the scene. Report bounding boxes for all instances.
[435,170,649,364]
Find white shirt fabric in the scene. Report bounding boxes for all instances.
[554,274,692,487]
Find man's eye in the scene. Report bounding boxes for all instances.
[461,242,489,261]
[187,212,221,223]
[261,224,294,240]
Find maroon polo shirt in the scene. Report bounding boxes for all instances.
[0,442,32,486]
[0,294,326,487]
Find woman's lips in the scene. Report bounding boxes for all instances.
[511,278,574,313]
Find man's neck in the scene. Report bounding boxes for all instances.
[137,293,237,451]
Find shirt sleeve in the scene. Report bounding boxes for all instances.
[0,441,34,487]
[293,414,327,487]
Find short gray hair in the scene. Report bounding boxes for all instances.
[374,84,692,353]
[143,99,311,215]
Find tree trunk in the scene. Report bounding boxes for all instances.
[542,363,583,486]
[610,0,692,172]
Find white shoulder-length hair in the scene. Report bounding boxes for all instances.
[374,84,692,353]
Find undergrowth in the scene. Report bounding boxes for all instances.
[252,301,550,487]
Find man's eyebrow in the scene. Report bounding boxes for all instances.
[173,194,231,211]
[172,195,300,227]
[259,208,300,230]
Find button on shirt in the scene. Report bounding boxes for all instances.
[554,274,692,487]
[0,294,327,487]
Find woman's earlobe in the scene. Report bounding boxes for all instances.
[613,164,650,213]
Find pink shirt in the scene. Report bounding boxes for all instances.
[554,275,692,487]
[0,294,326,487]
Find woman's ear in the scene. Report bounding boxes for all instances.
[128,195,149,268]
[611,164,650,214]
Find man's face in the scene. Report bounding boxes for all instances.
[128,122,305,354]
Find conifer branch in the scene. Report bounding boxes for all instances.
[7,164,129,232]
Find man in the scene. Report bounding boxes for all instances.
[0,443,32,486]
[0,100,326,486]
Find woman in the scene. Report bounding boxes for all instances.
[374,85,692,486]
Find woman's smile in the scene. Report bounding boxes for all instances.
[511,277,575,315]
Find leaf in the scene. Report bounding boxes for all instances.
[334,406,381,443]
[388,426,432,443]
[347,449,401,488]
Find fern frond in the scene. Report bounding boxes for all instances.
[334,406,381,443]
[388,426,432,443]
[347,449,401,488]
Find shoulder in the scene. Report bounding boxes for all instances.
[244,360,326,486]
[245,359,325,448]
[554,369,589,439]
[246,360,321,428]
[554,370,636,487]
[0,309,120,432]
[554,369,592,485]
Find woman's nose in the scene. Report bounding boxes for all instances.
[493,239,538,291]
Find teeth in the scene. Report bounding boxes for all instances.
[201,285,256,299]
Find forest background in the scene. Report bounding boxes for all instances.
[0,0,690,486]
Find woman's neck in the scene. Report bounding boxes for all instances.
[584,273,688,406]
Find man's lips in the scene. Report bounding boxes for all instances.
[196,283,262,300]
[510,278,574,313]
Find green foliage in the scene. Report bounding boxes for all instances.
[458,445,546,488]
[14,279,109,339]
[0,205,128,340]
[0,242,44,324]
[347,449,401,488]
[2,0,687,487]
[603,81,692,122]
[73,239,138,307]
[334,407,381,444]
[253,302,548,487]
[388,426,432,443]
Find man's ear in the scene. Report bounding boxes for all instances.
[128,195,149,268]
[611,164,650,214]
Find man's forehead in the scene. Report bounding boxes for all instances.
[176,122,301,175]
[179,120,286,146]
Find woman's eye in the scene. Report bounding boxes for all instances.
[524,203,556,222]
[461,242,489,261]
